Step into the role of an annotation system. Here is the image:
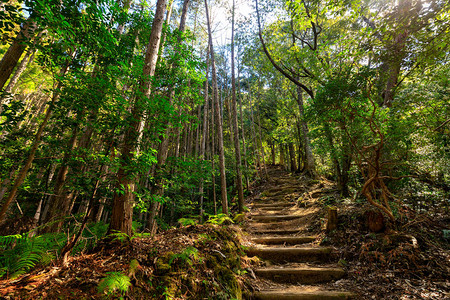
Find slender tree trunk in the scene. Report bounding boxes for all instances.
[230,0,244,212]
[257,108,268,179]
[43,125,79,232]
[195,103,201,157]
[205,0,228,215]
[109,0,167,235]
[288,142,297,172]
[146,0,190,233]
[3,48,34,96]
[0,19,36,91]
[210,86,217,215]
[237,84,249,189]
[296,86,316,177]
[295,120,304,171]
[198,49,209,220]
[0,55,73,224]
[249,97,262,179]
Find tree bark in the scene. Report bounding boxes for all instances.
[257,108,269,179]
[288,142,297,172]
[43,125,79,232]
[0,59,71,224]
[205,0,228,215]
[237,79,249,190]
[249,94,262,179]
[198,48,210,219]
[109,0,167,235]
[0,19,36,91]
[3,48,34,96]
[230,0,244,212]
[295,86,317,177]
[146,0,191,233]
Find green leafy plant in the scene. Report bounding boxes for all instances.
[97,271,131,296]
[177,218,198,226]
[0,234,48,279]
[108,231,132,243]
[205,213,234,225]
[168,246,202,266]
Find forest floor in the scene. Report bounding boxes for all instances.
[0,165,449,299]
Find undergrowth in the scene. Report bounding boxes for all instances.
[0,222,108,279]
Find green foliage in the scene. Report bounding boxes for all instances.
[108,231,132,243]
[0,234,50,279]
[97,271,131,296]
[168,246,202,266]
[205,213,234,225]
[177,217,198,226]
[0,221,109,279]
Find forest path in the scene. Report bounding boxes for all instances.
[244,166,356,299]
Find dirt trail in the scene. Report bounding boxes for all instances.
[244,166,356,299]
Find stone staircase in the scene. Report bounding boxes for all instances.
[246,176,356,299]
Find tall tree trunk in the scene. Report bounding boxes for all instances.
[237,83,249,190]
[230,0,244,212]
[198,49,209,220]
[0,19,36,91]
[3,48,34,96]
[257,108,268,179]
[205,0,228,215]
[0,53,73,224]
[210,80,217,215]
[295,86,316,177]
[288,142,297,172]
[146,0,191,233]
[249,96,262,179]
[109,0,167,235]
[269,139,275,165]
[43,125,79,232]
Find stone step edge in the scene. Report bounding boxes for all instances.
[252,202,295,207]
[250,215,303,222]
[250,229,301,235]
[254,266,346,284]
[254,290,356,300]
[252,236,316,245]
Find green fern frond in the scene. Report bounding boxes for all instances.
[0,234,50,279]
[97,272,131,295]
[169,246,201,266]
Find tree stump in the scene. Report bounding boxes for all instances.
[326,207,338,232]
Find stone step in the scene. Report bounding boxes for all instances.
[257,207,287,211]
[247,247,332,262]
[253,194,287,201]
[254,266,345,284]
[254,289,355,299]
[250,215,303,223]
[252,236,316,245]
[252,202,294,208]
[251,229,301,235]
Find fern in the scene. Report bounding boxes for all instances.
[0,222,110,279]
[97,271,131,296]
[108,231,133,243]
[169,246,202,266]
[0,234,47,279]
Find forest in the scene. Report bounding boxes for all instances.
[0,0,449,299]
